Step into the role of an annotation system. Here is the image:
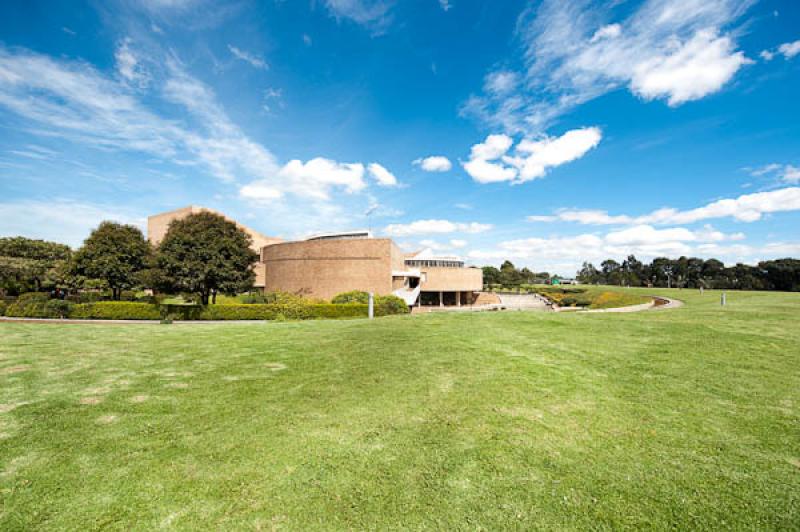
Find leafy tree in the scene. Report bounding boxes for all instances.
[760,258,800,291]
[73,222,151,300]
[156,212,259,305]
[482,266,501,286]
[576,262,600,284]
[0,237,71,295]
[499,260,523,287]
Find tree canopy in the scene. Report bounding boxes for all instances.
[0,237,71,295]
[155,212,259,304]
[73,222,151,300]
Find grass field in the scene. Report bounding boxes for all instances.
[1,287,799,529]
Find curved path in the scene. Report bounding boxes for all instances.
[577,296,684,313]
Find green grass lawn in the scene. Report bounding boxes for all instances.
[1,288,799,529]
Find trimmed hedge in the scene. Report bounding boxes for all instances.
[331,291,410,316]
[71,302,161,320]
[198,303,369,321]
[6,293,74,318]
[2,297,409,321]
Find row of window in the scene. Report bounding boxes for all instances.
[405,260,464,268]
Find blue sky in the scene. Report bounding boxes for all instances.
[0,0,799,275]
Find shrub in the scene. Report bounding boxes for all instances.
[71,302,161,320]
[330,292,409,316]
[0,300,7,316]
[331,290,370,304]
[5,294,73,318]
[248,291,309,304]
[197,303,367,320]
[374,295,410,316]
[66,291,107,304]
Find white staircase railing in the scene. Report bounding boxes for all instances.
[393,285,421,306]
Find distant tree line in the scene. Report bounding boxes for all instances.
[0,212,258,304]
[482,260,553,288]
[576,255,800,291]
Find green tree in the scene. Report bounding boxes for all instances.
[482,266,501,286]
[576,262,600,284]
[0,237,71,295]
[73,222,151,300]
[156,212,259,305]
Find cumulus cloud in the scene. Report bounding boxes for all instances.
[778,40,800,59]
[417,238,468,251]
[463,0,754,134]
[413,155,452,172]
[384,219,492,237]
[469,224,751,274]
[526,187,800,226]
[228,45,268,70]
[630,30,750,106]
[367,162,398,186]
[463,128,601,184]
[241,158,366,203]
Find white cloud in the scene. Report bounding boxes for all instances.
[783,166,800,184]
[463,0,754,134]
[0,46,282,189]
[228,45,268,70]
[462,134,517,183]
[325,0,393,35]
[416,238,467,252]
[591,23,621,42]
[526,187,800,226]
[439,0,452,12]
[760,49,775,61]
[778,40,800,59]
[503,127,602,182]
[0,199,145,248]
[749,163,800,184]
[463,128,601,184]
[241,156,376,205]
[115,38,150,88]
[302,34,313,46]
[630,30,750,106]
[484,70,518,95]
[384,219,492,237]
[413,155,452,172]
[469,224,751,275]
[368,162,398,186]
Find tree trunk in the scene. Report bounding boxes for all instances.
[201,291,209,305]
[212,290,217,305]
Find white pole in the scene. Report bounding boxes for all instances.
[368,292,374,319]
[721,292,726,306]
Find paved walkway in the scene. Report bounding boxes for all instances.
[496,293,552,311]
[568,296,684,314]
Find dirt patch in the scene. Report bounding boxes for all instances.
[165,382,189,389]
[0,402,28,414]
[264,362,287,372]
[79,396,104,405]
[787,457,800,469]
[96,414,118,424]
[222,375,240,381]
[129,394,149,403]
[1,365,30,375]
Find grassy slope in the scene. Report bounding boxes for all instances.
[1,288,799,529]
